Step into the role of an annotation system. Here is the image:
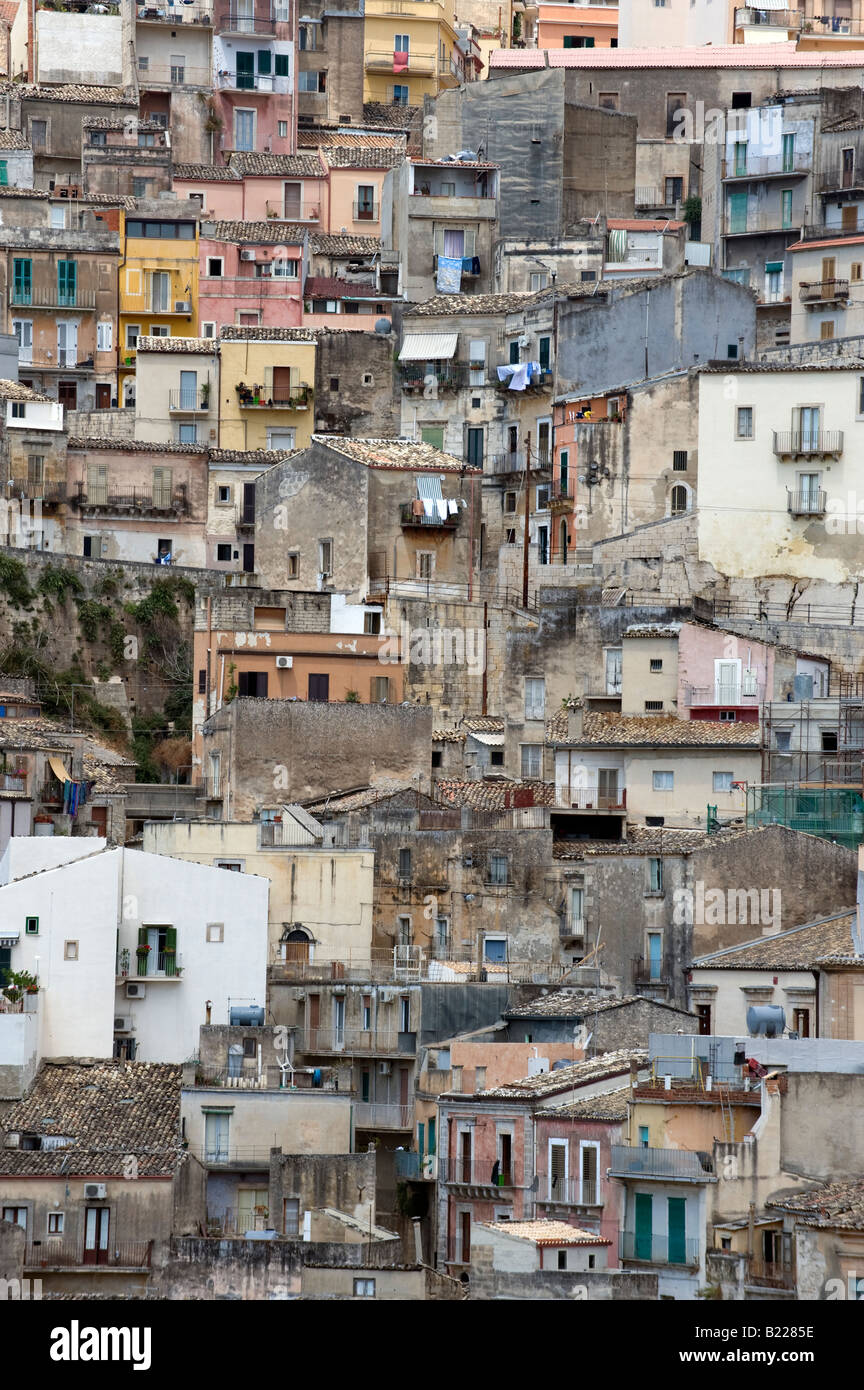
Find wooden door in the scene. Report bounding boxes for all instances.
[83,1207,109,1265]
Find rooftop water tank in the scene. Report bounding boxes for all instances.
[229,1006,265,1027]
[747,1004,785,1038]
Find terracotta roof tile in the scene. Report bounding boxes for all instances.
[323,145,404,170]
[546,709,760,748]
[0,380,49,402]
[768,1177,864,1228]
[692,911,857,971]
[201,220,305,245]
[434,778,556,810]
[174,163,240,182]
[362,102,422,133]
[505,991,692,1020]
[0,130,29,149]
[221,325,316,343]
[0,81,134,103]
[477,1219,609,1245]
[208,447,299,465]
[312,435,477,473]
[67,436,207,454]
[305,276,378,299]
[477,1049,648,1100]
[490,42,864,70]
[227,152,325,178]
[136,335,217,354]
[405,286,562,317]
[537,1084,630,1122]
[297,131,406,150]
[0,1060,182,1177]
[309,232,382,256]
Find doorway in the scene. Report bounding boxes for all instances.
[83,1206,110,1265]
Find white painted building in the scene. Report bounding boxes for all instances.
[697,363,864,583]
[0,840,268,1066]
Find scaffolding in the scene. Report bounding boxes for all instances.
[761,690,864,787]
[746,783,864,849]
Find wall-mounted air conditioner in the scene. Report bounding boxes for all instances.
[275,655,293,669]
[379,1061,391,1075]
[175,301,192,314]
[114,1015,133,1033]
[84,1183,106,1200]
[240,249,256,261]
[126,982,146,999]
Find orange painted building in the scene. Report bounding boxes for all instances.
[536,2,619,48]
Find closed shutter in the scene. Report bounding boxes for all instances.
[152,467,173,508]
[550,1143,566,1194]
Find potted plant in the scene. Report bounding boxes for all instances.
[119,947,130,978]
[201,382,210,408]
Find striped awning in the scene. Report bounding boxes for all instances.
[398,333,458,361]
[417,474,444,501]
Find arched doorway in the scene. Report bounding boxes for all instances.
[282,927,311,964]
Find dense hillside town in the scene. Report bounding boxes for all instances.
[0,0,863,1313]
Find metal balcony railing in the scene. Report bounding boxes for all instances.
[216,71,290,92]
[365,50,436,75]
[134,950,181,978]
[818,165,864,193]
[353,201,379,222]
[620,1230,700,1266]
[734,5,801,27]
[550,480,576,505]
[296,1027,416,1055]
[773,430,843,457]
[747,1257,796,1290]
[399,363,465,393]
[26,1239,153,1269]
[237,385,312,409]
[169,388,210,412]
[439,1159,516,1187]
[559,914,585,939]
[685,683,762,706]
[723,155,809,179]
[353,1102,413,1129]
[138,4,213,24]
[633,956,670,989]
[541,1176,600,1205]
[553,785,626,810]
[788,488,827,516]
[394,1150,437,1180]
[400,501,459,529]
[724,212,800,235]
[265,200,320,221]
[73,484,190,514]
[9,287,96,309]
[0,773,26,792]
[799,278,849,303]
[489,450,526,473]
[610,1145,715,1181]
[9,479,67,504]
[217,9,277,33]
[39,780,64,804]
[193,1146,275,1166]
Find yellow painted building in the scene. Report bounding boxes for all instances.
[119,200,200,406]
[218,327,317,453]
[363,0,462,105]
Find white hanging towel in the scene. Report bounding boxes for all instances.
[436,499,448,521]
[422,498,434,516]
[447,498,459,515]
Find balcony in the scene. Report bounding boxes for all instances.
[724,212,800,236]
[495,368,552,393]
[354,1102,413,1130]
[169,388,210,412]
[746,1257,796,1291]
[217,9,277,33]
[799,277,849,304]
[489,450,526,474]
[72,484,190,516]
[352,201,380,223]
[138,61,213,85]
[734,6,801,28]
[399,363,465,394]
[236,385,312,410]
[296,1027,416,1055]
[0,772,26,792]
[264,200,320,222]
[400,501,460,530]
[196,777,222,800]
[394,1150,438,1180]
[610,1145,715,1182]
[39,780,64,805]
[130,950,182,979]
[554,785,626,811]
[772,430,843,458]
[540,1177,601,1206]
[550,480,576,511]
[633,957,671,990]
[685,684,762,707]
[216,71,290,93]
[9,479,67,507]
[440,1159,516,1191]
[635,186,662,208]
[722,155,809,181]
[9,287,96,310]
[137,4,212,24]
[26,1240,153,1270]
[559,913,585,940]
[365,50,436,75]
[193,1146,275,1168]
[235,505,256,531]
[788,488,827,517]
[619,1229,700,1267]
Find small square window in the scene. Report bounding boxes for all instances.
[652,771,674,791]
[47,1212,64,1234]
[650,659,663,672]
[672,450,688,470]
[363,373,374,386]
[25,916,39,935]
[202,322,217,339]
[206,923,224,943]
[364,611,381,634]
[490,749,504,766]
[207,258,224,277]
[353,1278,376,1297]
[243,1037,257,1058]
[713,771,734,792]
[64,940,78,960]
[329,376,339,392]
[217,484,232,504]
[431,749,442,768]
[644,700,664,711]
[216,543,232,562]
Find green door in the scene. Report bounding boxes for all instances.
[728,192,748,235]
[236,51,255,89]
[634,1192,652,1261]
[57,260,76,307]
[417,1121,425,1158]
[668,1196,687,1265]
[13,258,31,305]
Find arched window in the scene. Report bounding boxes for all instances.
[283,926,311,963]
[670,484,690,516]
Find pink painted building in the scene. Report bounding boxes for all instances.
[677,622,776,724]
[199,220,305,333]
[213,1,296,158]
[174,153,326,224]
[533,1086,628,1256]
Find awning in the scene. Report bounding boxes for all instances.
[398,333,458,362]
[0,931,19,946]
[467,731,505,747]
[417,475,444,502]
[48,756,71,784]
[765,261,784,273]
[746,0,789,9]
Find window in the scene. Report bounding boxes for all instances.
[650,659,663,673]
[25,916,39,935]
[318,539,332,576]
[31,119,47,149]
[391,84,409,104]
[521,744,541,778]
[821,730,838,753]
[278,120,288,138]
[713,771,734,792]
[821,322,835,341]
[646,933,663,981]
[234,109,255,152]
[13,258,32,305]
[431,749,442,768]
[781,188,793,229]
[853,262,863,282]
[599,91,619,110]
[504,491,517,513]
[644,700,664,712]
[400,996,410,1032]
[96,321,113,353]
[793,1007,810,1038]
[47,1212,64,1234]
[490,749,504,767]
[557,1250,568,1270]
[138,55,149,71]
[475,1066,486,1091]
[735,406,753,439]
[672,450,688,471]
[397,916,411,946]
[398,847,412,879]
[10,401,25,419]
[138,132,156,148]
[207,257,224,278]
[356,184,376,221]
[299,70,326,92]
[237,671,268,697]
[530,272,549,291]
[272,258,298,279]
[696,1003,712,1035]
[670,485,689,515]
[395,32,410,50]
[126,325,140,350]
[525,677,545,720]
[364,611,381,635]
[64,940,78,960]
[202,321,217,340]
[216,484,232,505]
[216,544,232,562]
[652,771,674,791]
[536,485,550,511]
[648,858,663,894]
[170,55,185,83]
[484,935,507,962]
[417,552,434,581]
[488,854,509,886]
[638,1125,650,1148]
[287,553,299,578]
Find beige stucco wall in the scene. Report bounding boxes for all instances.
[181,1088,353,1157]
[624,749,760,826]
[621,635,680,716]
[690,967,816,1037]
[134,346,219,445]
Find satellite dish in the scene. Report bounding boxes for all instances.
[374,318,392,335]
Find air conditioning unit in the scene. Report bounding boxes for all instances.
[379,1061,392,1075]
[240,249,256,261]
[275,655,293,669]
[126,982,146,999]
[84,1183,107,1200]
[379,988,395,1003]
[175,301,192,314]
[114,1015,133,1033]
[292,988,306,1002]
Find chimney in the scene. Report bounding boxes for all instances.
[567,703,584,740]
[855,845,864,955]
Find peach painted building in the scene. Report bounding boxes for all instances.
[551,388,625,563]
[174,153,327,225]
[536,1,619,48]
[321,144,404,238]
[198,220,305,334]
[213,1,296,158]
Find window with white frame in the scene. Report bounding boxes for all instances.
[202,322,216,338]
[96,321,112,352]
[521,744,541,778]
[652,771,674,791]
[580,1141,600,1203]
[47,1211,64,1234]
[648,856,663,894]
[713,771,734,792]
[353,1277,375,1297]
[735,405,754,439]
[524,676,545,720]
[549,1138,568,1200]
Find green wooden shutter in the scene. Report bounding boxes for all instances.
[14,259,31,304]
[275,53,289,76]
[0,162,7,186]
[257,49,272,74]
[165,925,177,975]
[58,260,76,306]
[137,926,148,950]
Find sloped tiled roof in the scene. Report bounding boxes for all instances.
[0,1060,182,1177]
[174,163,241,182]
[0,380,49,402]
[608,218,685,233]
[201,220,305,244]
[504,991,691,1020]
[0,130,29,149]
[136,336,217,354]
[692,912,857,971]
[545,709,760,747]
[67,436,207,454]
[0,81,134,103]
[477,1049,648,1100]
[362,102,422,132]
[227,151,325,178]
[405,287,560,318]
[553,825,754,859]
[434,778,556,810]
[313,435,476,473]
[477,1220,609,1246]
[324,145,404,170]
[298,131,406,150]
[309,232,382,256]
[208,447,299,465]
[221,325,316,343]
[489,42,864,70]
[767,1177,864,1228]
[305,276,378,299]
[537,1085,630,1122]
